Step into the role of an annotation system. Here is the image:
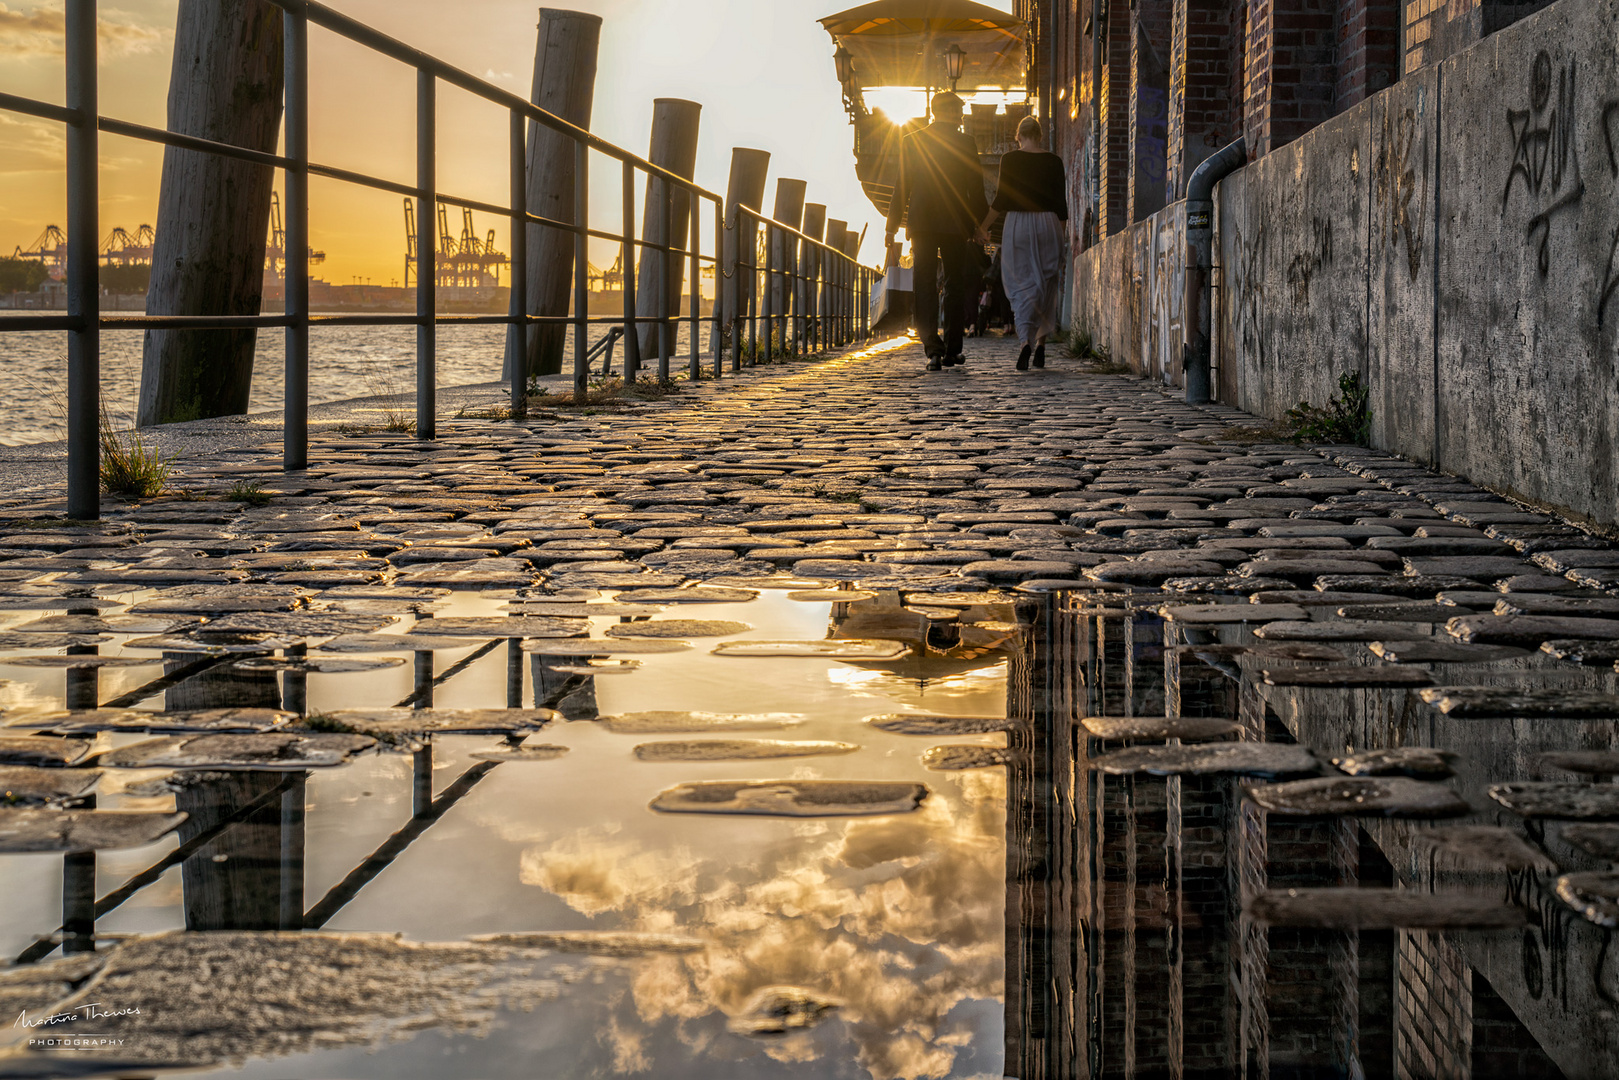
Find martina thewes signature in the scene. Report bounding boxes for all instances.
[15,1002,141,1028]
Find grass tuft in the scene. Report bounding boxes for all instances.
[1285,372,1371,445]
[99,406,170,499]
[226,481,274,507]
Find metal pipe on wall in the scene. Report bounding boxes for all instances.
[1181,137,1245,404]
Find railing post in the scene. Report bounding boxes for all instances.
[727,206,743,373]
[712,200,723,378]
[283,7,309,470]
[657,180,671,382]
[572,139,589,399]
[415,72,436,440]
[64,0,99,521]
[688,198,700,380]
[763,223,774,360]
[747,221,757,368]
[622,160,640,380]
[508,110,527,417]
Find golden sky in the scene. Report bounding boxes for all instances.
[0,0,1012,288]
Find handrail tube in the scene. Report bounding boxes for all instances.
[0,90,80,124]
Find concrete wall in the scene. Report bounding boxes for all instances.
[1070,0,1619,528]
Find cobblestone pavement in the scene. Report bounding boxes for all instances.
[1,332,1616,612]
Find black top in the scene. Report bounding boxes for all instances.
[991,150,1069,220]
[885,121,991,238]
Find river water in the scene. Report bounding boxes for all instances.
[0,316,696,446]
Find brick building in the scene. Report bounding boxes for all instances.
[1016,0,1544,247]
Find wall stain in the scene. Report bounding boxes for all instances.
[1375,106,1427,282]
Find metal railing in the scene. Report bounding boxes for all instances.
[0,0,877,519]
[731,206,874,369]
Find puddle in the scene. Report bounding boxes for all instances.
[1,580,1616,1076]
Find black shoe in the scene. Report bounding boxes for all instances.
[926,356,942,371]
[1033,344,1045,368]
[948,354,965,367]
[1016,344,1031,371]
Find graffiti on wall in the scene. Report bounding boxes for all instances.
[1599,104,1619,328]
[1285,217,1334,306]
[1504,51,1584,276]
[1375,106,1428,283]
[1231,218,1268,374]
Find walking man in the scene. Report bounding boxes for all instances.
[884,92,988,372]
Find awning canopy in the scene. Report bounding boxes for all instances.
[819,0,1027,92]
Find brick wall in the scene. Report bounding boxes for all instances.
[1168,0,1246,199]
[1099,0,1134,235]
[1243,0,1339,155]
[1333,0,1400,110]
[1470,971,1568,1079]
[1130,0,1174,219]
[1395,930,1472,1079]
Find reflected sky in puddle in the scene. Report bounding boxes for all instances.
[0,585,1010,1079]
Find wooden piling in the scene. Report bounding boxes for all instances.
[634,98,701,364]
[138,0,283,426]
[721,148,770,338]
[502,8,602,383]
[797,203,825,350]
[824,219,847,345]
[768,179,806,354]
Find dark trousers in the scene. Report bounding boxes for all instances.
[911,232,968,358]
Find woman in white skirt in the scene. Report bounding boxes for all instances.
[977,116,1068,371]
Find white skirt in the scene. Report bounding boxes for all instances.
[1001,210,1065,346]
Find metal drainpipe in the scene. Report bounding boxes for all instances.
[1181,137,1246,404]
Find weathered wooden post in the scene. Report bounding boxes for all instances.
[797,203,825,353]
[139,0,284,426]
[502,8,601,383]
[769,179,805,357]
[824,219,847,346]
[634,98,701,365]
[721,148,769,371]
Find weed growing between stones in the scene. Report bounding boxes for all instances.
[1286,372,1371,445]
[226,481,273,507]
[99,406,171,499]
[528,376,683,409]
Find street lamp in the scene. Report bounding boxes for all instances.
[943,43,966,91]
[834,42,855,86]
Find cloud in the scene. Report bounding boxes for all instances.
[0,112,65,175]
[0,2,165,59]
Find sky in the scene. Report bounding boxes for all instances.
[0,0,1014,288]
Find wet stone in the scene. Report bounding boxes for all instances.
[650,779,928,817]
[1368,640,1531,663]
[468,745,571,762]
[308,709,556,745]
[2,655,158,669]
[1332,747,1458,778]
[1246,888,1525,930]
[1494,595,1619,617]
[1562,824,1619,860]
[614,586,758,603]
[231,656,405,675]
[1163,603,1309,623]
[921,745,1015,770]
[1078,714,1240,743]
[467,931,704,956]
[1246,776,1471,817]
[1446,614,1619,645]
[1253,620,1423,642]
[0,808,188,853]
[322,634,507,653]
[787,589,879,602]
[99,732,376,770]
[521,638,694,656]
[125,596,304,615]
[504,602,666,617]
[866,714,1013,735]
[605,619,751,638]
[1262,665,1434,688]
[1337,601,1478,622]
[14,708,293,735]
[727,985,841,1036]
[601,711,805,734]
[1410,826,1558,871]
[409,616,586,638]
[1540,639,1619,665]
[1418,687,1619,719]
[1539,751,1619,775]
[1092,742,1319,777]
[632,739,859,761]
[0,766,99,805]
[1554,872,1619,928]
[0,735,90,767]
[195,612,398,637]
[711,639,910,659]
